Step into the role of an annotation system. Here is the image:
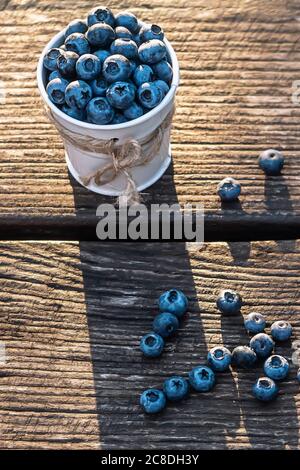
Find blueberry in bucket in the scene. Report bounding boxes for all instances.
[86,97,115,124]
[137,82,164,109]
[46,77,69,105]
[103,54,131,83]
[65,80,93,109]
[76,54,101,80]
[106,81,136,110]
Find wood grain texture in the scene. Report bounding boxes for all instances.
[0,240,299,449]
[1,1,300,238]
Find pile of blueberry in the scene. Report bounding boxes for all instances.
[217,148,285,202]
[43,7,173,125]
[140,288,299,414]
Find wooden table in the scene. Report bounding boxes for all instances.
[0,0,299,449]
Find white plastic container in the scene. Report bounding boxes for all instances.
[37,29,179,196]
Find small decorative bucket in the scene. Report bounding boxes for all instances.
[37,30,179,203]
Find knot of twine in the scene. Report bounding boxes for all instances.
[45,105,175,206]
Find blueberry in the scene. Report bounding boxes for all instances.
[111,112,128,124]
[106,81,135,110]
[140,389,166,414]
[264,355,289,381]
[249,333,274,359]
[133,33,141,47]
[93,49,110,66]
[86,23,115,48]
[163,376,189,401]
[115,26,132,39]
[123,101,144,120]
[189,366,215,392]
[65,19,87,38]
[232,346,257,368]
[65,80,92,109]
[152,312,179,338]
[48,70,63,81]
[103,54,131,83]
[140,332,164,358]
[207,346,232,372]
[244,312,266,334]
[43,48,62,71]
[110,38,138,60]
[75,54,101,80]
[217,177,241,202]
[87,6,115,28]
[252,377,278,402]
[133,64,154,86]
[65,33,90,56]
[128,60,138,76]
[61,104,85,121]
[158,289,188,319]
[57,50,79,77]
[153,79,169,96]
[138,39,167,64]
[139,24,164,43]
[46,77,68,105]
[258,149,284,175]
[271,320,292,342]
[115,11,139,33]
[216,289,242,315]
[152,60,173,83]
[86,97,115,124]
[137,82,163,109]
[90,78,108,97]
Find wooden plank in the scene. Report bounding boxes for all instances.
[1,1,300,238]
[0,240,299,449]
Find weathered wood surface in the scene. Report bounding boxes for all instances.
[1,0,300,238]
[0,240,299,449]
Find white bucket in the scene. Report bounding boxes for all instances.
[37,29,179,196]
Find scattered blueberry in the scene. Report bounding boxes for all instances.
[232,346,257,368]
[87,6,115,28]
[133,64,154,86]
[158,289,188,319]
[65,32,90,56]
[140,389,166,414]
[115,26,133,39]
[115,11,139,33]
[57,50,79,77]
[189,366,215,392]
[102,54,131,83]
[207,346,232,372]
[123,101,144,120]
[217,177,241,202]
[86,23,115,48]
[137,82,163,109]
[216,289,242,315]
[271,320,292,342]
[86,96,115,124]
[258,149,284,176]
[106,81,135,110]
[163,376,189,401]
[65,19,87,38]
[90,78,108,97]
[43,48,62,71]
[61,104,85,121]
[244,312,266,334]
[152,60,173,83]
[249,333,274,359]
[152,312,179,338]
[110,38,138,59]
[252,377,278,402]
[138,39,167,64]
[264,355,289,381]
[139,24,164,43]
[65,80,92,109]
[75,54,101,80]
[153,79,169,96]
[140,332,164,358]
[46,77,69,105]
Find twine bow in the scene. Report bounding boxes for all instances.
[44,105,174,206]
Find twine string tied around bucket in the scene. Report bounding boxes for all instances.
[45,106,174,206]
